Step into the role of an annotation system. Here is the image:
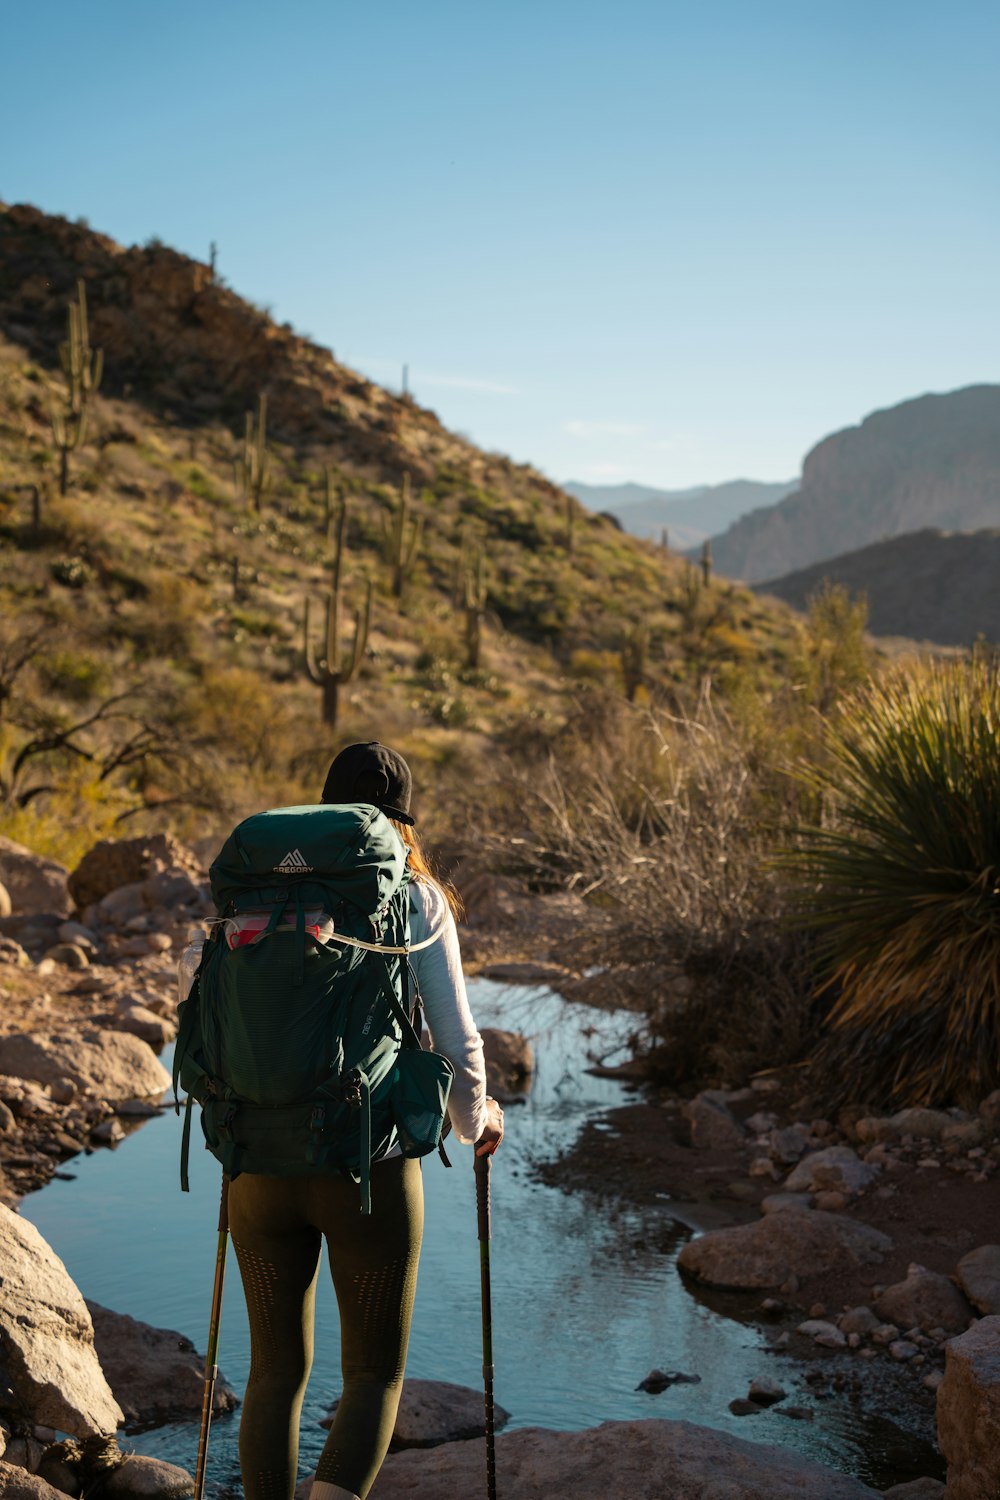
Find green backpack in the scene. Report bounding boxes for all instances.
[173,803,453,1213]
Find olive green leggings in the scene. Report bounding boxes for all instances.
[228,1157,424,1500]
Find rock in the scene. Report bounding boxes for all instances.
[872,1323,901,1345]
[943,1121,987,1150]
[684,1091,747,1150]
[768,1124,810,1164]
[746,1110,779,1134]
[957,1245,1000,1316]
[0,837,71,918]
[68,835,200,912]
[749,1156,781,1180]
[40,945,89,970]
[677,1210,892,1290]
[937,1315,1000,1500]
[797,1320,848,1349]
[0,1031,169,1101]
[85,1303,237,1429]
[874,1264,973,1334]
[0,883,11,919]
[57,922,97,948]
[815,1190,849,1213]
[881,1482,946,1499]
[3,1441,43,1473]
[0,1101,16,1134]
[102,1458,193,1500]
[96,887,146,926]
[838,1305,881,1335]
[729,1399,762,1415]
[0,1463,68,1500]
[784,1145,879,1197]
[364,1418,881,1499]
[141,934,172,955]
[90,1119,125,1146]
[481,1029,533,1095]
[891,1107,955,1141]
[0,1203,122,1435]
[635,1371,700,1394]
[854,1116,897,1144]
[979,1092,1000,1126]
[0,938,30,968]
[889,1340,920,1361]
[761,1194,813,1215]
[323,1378,507,1448]
[112,1007,175,1048]
[34,1455,79,1497]
[747,1376,786,1405]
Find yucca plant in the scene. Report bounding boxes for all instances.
[786,654,1000,1108]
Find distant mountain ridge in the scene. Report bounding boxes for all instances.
[757,528,1000,646]
[710,387,1000,582]
[564,477,796,552]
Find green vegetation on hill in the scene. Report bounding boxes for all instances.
[0,203,805,864]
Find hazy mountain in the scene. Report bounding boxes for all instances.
[710,387,1000,582]
[565,478,797,553]
[756,528,1000,646]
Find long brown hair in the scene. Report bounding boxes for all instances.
[391,820,463,921]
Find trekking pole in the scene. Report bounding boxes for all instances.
[194,1173,230,1500]
[475,1152,498,1500]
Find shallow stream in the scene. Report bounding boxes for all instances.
[23,981,939,1492]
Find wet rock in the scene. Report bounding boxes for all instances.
[0,837,71,918]
[364,1418,882,1499]
[747,1376,786,1406]
[0,1204,122,1435]
[321,1379,506,1448]
[102,1457,193,1500]
[481,1029,533,1095]
[677,1210,891,1290]
[90,1119,125,1146]
[891,1107,955,1141]
[937,1314,1000,1500]
[873,1263,973,1335]
[797,1320,848,1349]
[85,1303,237,1429]
[684,1091,747,1150]
[0,1031,169,1101]
[784,1145,879,1197]
[728,1398,762,1416]
[838,1305,881,1336]
[635,1370,700,1394]
[956,1245,1000,1316]
[0,1462,67,1500]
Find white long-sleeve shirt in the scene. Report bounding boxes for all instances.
[407,878,488,1146]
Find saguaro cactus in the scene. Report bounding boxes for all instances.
[563,494,578,554]
[701,539,713,587]
[463,548,487,670]
[382,473,422,599]
[303,498,372,726]
[237,394,270,512]
[620,621,649,702]
[50,279,103,496]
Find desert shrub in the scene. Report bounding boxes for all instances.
[38,649,110,703]
[484,693,815,1086]
[785,654,1000,1108]
[0,763,135,867]
[51,555,95,589]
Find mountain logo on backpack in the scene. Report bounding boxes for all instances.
[275,848,312,873]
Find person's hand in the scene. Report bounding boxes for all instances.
[475,1097,504,1156]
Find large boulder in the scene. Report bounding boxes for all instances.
[784,1145,879,1197]
[366,1418,880,1499]
[937,1315,1000,1500]
[85,1303,237,1429]
[677,1210,892,1290]
[68,835,201,912]
[0,838,71,919]
[874,1264,974,1335]
[323,1379,509,1449]
[102,1457,193,1499]
[0,1464,67,1500]
[0,1204,122,1435]
[956,1246,1000,1317]
[0,1031,169,1101]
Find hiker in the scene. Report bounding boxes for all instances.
[225,742,504,1500]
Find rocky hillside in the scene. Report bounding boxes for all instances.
[757,528,1000,646]
[709,387,1000,582]
[0,203,806,862]
[565,477,796,550]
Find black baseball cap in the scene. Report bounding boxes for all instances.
[320,741,415,825]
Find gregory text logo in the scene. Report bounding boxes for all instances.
[275,849,313,874]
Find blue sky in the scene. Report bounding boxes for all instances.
[3,0,998,490]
